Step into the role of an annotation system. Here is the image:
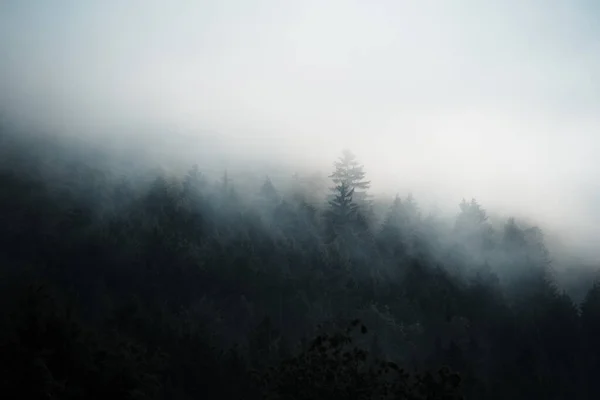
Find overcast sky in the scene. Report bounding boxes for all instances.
[1,0,599,256]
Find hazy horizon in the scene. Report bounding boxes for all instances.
[1,0,599,261]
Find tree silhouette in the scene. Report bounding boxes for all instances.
[260,176,280,205]
[378,195,408,258]
[329,150,370,205]
[259,320,464,400]
[2,128,600,399]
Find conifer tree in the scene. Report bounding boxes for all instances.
[217,169,238,207]
[325,181,359,242]
[402,193,420,224]
[455,199,488,231]
[454,198,494,254]
[378,194,408,256]
[260,176,279,204]
[183,164,206,200]
[329,149,370,205]
[328,181,358,224]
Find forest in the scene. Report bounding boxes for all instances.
[1,126,600,400]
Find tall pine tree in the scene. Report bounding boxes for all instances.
[259,176,280,206]
[326,181,358,241]
[329,150,370,205]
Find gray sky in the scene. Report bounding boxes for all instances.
[1,0,599,257]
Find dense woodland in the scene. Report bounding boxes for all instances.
[1,127,600,400]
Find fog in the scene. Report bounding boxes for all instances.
[1,0,599,259]
[5,3,600,397]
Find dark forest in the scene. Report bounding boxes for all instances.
[1,126,599,400]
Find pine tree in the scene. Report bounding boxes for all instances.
[402,194,420,224]
[183,164,206,200]
[217,169,238,207]
[455,199,488,230]
[502,218,526,251]
[329,149,370,205]
[328,181,358,223]
[325,181,359,241]
[383,195,405,226]
[454,198,494,254]
[260,176,279,204]
[378,195,408,257]
[502,218,550,268]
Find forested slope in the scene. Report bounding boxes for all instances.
[1,128,599,399]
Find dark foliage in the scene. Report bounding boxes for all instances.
[0,130,598,399]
